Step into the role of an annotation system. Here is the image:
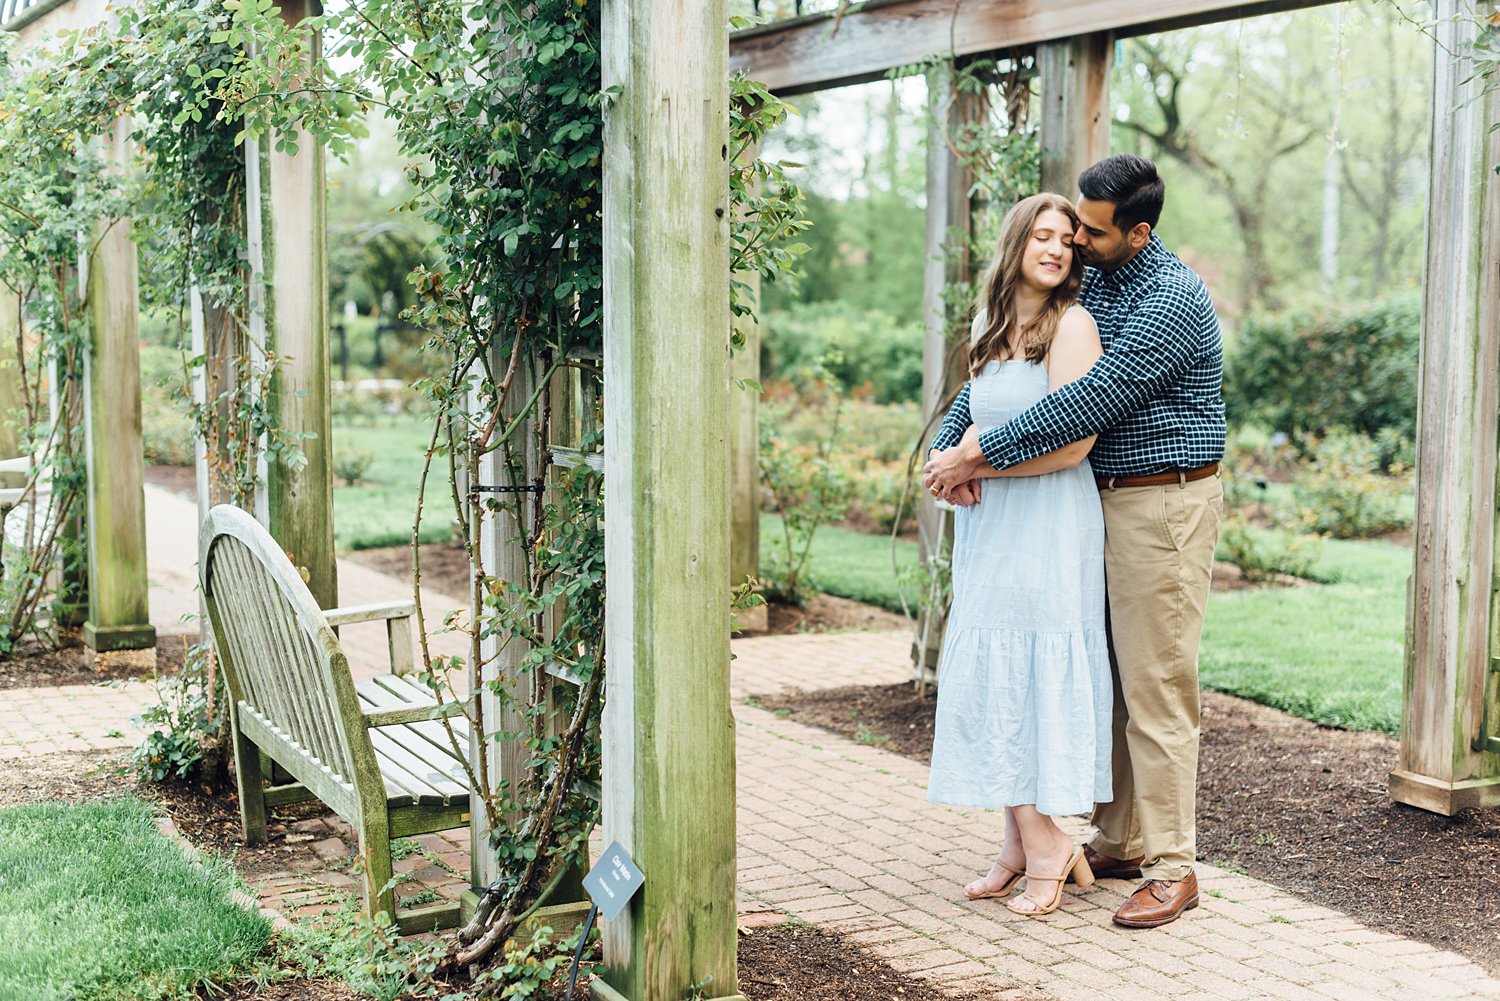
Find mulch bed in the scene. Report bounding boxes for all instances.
[732,919,1000,1001]
[205,979,361,1000]
[756,681,1500,975]
[0,748,126,807]
[145,463,197,497]
[0,632,188,690]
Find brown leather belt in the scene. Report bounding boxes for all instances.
[1096,462,1219,490]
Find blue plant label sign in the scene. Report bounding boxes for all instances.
[583,841,646,921]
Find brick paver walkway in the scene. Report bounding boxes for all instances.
[728,637,1500,1001]
[2,485,1498,999]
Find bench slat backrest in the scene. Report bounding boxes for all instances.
[199,506,373,792]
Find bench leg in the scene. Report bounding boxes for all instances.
[231,715,267,845]
[359,824,396,926]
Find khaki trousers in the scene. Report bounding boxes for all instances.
[1089,475,1222,881]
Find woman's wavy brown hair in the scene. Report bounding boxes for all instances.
[968,193,1084,376]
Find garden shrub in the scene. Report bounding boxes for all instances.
[842,455,910,534]
[1224,295,1418,442]
[132,641,223,783]
[1216,513,1320,583]
[335,448,376,486]
[1281,430,1414,539]
[761,301,924,404]
[139,346,195,467]
[763,397,924,536]
[758,362,851,605]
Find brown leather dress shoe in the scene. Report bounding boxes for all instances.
[1076,847,1144,881]
[1112,872,1200,928]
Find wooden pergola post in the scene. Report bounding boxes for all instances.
[81,117,154,653]
[730,268,763,626]
[468,352,540,895]
[597,0,742,997]
[0,285,22,465]
[252,0,336,608]
[1038,33,1113,195]
[915,60,984,685]
[1389,0,1500,816]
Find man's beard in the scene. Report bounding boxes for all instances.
[1080,242,1134,273]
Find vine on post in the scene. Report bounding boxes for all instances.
[326,0,808,981]
[0,35,114,651]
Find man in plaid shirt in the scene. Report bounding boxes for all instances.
[923,154,1225,929]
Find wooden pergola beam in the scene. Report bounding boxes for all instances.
[730,0,1339,95]
[256,0,337,609]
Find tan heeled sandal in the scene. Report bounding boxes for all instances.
[1005,846,1094,917]
[963,858,1025,900]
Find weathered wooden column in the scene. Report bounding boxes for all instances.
[1389,0,1500,815]
[1038,33,1112,195]
[730,271,763,628]
[915,61,984,685]
[252,0,336,608]
[468,351,540,895]
[81,118,155,652]
[0,285,22,464]
[598,0,741,997]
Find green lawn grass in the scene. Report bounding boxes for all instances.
[764,512,1409,735]
[1200,536,1408,734]
[332,419,455,552]
[0,797,270,1001]
[761,513,919,613]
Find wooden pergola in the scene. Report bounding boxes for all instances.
[731,0,1500,824]
[2,0,1495,998]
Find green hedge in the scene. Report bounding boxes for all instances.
[761,301,923,404]
[1224,295,1418,441]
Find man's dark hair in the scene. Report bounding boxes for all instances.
[1078,154,1164,234]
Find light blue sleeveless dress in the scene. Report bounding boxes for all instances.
[926,354,1113,817]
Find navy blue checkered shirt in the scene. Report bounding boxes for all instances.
[931,234,1225,477]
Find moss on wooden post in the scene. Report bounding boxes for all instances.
[0,285,22,473]
[81,119,154,653]
[255,0,337,609]
[1390,0,1500,815]
[597,1,742,997]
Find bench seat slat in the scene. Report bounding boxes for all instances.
[355,676,472,759]
[369,728,468,804]
[353,678,469,804]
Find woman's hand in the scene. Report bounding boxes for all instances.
[947,480,982,506]
[923,429,988,497]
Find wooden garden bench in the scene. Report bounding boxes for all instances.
[198,504,471,932]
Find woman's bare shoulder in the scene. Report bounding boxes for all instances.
[1058,304,1100,338]
[1046,306,1102,370]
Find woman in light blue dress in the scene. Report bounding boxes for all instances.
[921,193,1112,917]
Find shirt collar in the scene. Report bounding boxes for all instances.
[1102,232,1168,287]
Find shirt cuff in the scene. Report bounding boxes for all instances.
[977,425,1019,471]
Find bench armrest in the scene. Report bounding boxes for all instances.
[323,600,417,676]
[323,599,416,626]
[364,698,468,728]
